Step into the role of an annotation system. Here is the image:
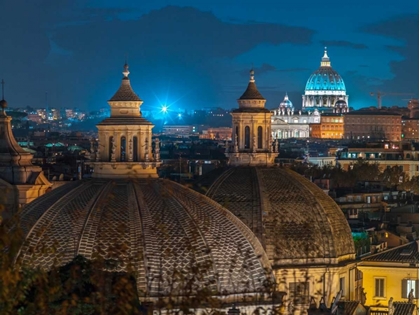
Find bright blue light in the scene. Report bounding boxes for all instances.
[161,105,168,113]
[178,113,182,118]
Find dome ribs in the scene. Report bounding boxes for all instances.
[206,167,355,267]
[167,180,269,293]
[19,178,272,299]
[20,180,102,268]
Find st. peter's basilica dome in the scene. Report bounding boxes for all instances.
[304,49,346,94]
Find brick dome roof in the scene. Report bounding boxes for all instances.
[17,178,271,298]
[204,167,355,266]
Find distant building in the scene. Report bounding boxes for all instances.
[302,48,349,113]
[199,127,232,140]
[310,113,344,139]
[271,93,319,139]
[407,99,419,118]
[162,124,194,136]
[402,117,419,141]
[343,111,402,141]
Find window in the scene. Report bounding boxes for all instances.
[402,279,419,299]
[244,126,250,149]
[120,136,126,161]
[289,282,309,303]
[375,278,385,298]
[133,136,138,162]
[340,277,345,296]
[257,126,263,149]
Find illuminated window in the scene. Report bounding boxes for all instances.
[402,279,418,299]
[375,278,385,298]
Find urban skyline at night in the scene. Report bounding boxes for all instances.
[0,0,418,114]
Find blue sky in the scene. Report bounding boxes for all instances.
[0,0,418,113]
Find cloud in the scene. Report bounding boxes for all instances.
[360,14,419,98]
[276,67,311,73]
[320,40,368,49]
[47,5,315,109]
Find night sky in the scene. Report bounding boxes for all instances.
[0,0,418,115]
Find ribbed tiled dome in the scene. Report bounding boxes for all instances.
[204,167,355,266]
[305,67,346,92]
[18,178,271,297]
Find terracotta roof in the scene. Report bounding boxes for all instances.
[239,81,265,100]
[109,77,141,102]
[361,241,418,263]
[337,301,362,315]
[394,302,416,315]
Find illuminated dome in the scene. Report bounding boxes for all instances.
[304,49,346,94]
[302,48,349,111]
[279,93,294,109]
[18,179,271,297]
[201,167,355,266]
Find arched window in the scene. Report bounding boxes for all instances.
[235,126,239,143]
[121,136,126,161]
[133,136,138,161]
[109,136,114,161]
[245,126,250,149]
[257,126,263,149]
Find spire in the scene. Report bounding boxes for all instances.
[109,63,141,102]
[238,68,265,100]
[321,47,331,67]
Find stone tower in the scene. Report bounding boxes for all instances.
[90,64,161,178]
[225,69,277,165]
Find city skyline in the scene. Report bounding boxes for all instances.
[0,0,418,112]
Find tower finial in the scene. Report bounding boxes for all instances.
[123,63,130,78]
[249,68,255,82]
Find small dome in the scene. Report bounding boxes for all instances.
[279,93,293,109]
[335,99,347,108]
[18,178,271,298]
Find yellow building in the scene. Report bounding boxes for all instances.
[358,241,419,312]
[310,114,344,139]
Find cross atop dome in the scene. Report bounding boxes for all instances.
[321,47,331,67]
[122,63,130,78]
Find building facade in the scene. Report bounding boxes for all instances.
[402,117,419,141]
[271,94,320,139]
[310,114,344,139]
[343,111,402,141]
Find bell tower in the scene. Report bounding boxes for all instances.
[90,64,161,178]
[225,69,277,166]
